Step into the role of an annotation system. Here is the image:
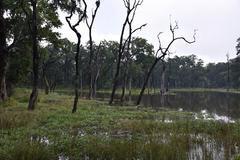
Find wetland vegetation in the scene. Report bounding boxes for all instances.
[1,89,240,160]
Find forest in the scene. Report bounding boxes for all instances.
[1,0,240,159]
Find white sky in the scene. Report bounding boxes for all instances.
[57,0,240,63]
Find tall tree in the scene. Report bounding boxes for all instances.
[28,0,39,110]
[86,0,100,99]
[65,0,87,113]
[0,0,8,101]
[0,0,34,101]
[137,22,196,105]
[26,0,62,110]
[109,0,146,105]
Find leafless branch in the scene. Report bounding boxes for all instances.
[65,0,87,34]
[121,23,147,52]
[156,22,196,59]
[86,0,100,29]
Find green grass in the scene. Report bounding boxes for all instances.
[170,88,240,94]
[1,88,240,160]
[54,88,240,98]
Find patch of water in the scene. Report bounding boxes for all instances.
[188,134,239,160]
[58,154,69,160]
[195,110,235,123]
[30,135,50,145]
[178,108,183,112]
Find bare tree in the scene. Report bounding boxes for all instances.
[109,0,146,105]
[136,22,196,105]
[120,4,141,104]
[66,0,87,113]
[86,0,100,99]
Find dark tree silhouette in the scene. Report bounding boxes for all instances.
[65,0,87,113]
[28,0,40,110]
[136,22,196,105]
[109,0,146,105]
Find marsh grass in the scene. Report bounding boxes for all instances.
[1,88,240,159]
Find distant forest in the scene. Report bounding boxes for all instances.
[6,37,240,94]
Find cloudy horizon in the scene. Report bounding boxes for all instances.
[57,0,240,64]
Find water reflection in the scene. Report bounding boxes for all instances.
[140,92,240,119]
[56,90,240,119]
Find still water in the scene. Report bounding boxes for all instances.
[140,91,240,119]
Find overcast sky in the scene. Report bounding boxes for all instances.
[58,0,240,63]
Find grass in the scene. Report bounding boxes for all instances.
[1,88,240,160]
[170,88,240,94]
[54,87,240,98]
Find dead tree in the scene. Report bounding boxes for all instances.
[86,0,100,99]
[66,0,87,113]
[136,22,196,105]
[120,5,139,104]
[109,0,146,105]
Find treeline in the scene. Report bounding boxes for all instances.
[7,37,240,94]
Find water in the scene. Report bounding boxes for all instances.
[59,90,240,119]
[140,91,240,119]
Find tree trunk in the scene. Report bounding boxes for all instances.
[28,0,39,110]
[86,3,100,100]
[147,74,150,95]
[109,14,129,105]
[72,35,81,113]
[43,73,49,95]
[128,74,132,103]
[120,68,127,104]
[42,66,49,95]
[0,0,8,102]
[160,62,166,95]
[136,59,159,105]
[0,65,7,101]
[80,69,83,98]
[93,68,100,98]
[88,29,94,99]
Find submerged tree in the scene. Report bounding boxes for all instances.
[109,0,146,105]
[65,0,87,113]
[136,22,196,105]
